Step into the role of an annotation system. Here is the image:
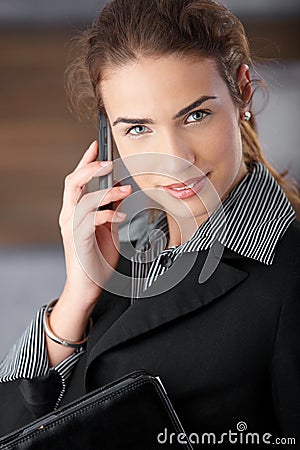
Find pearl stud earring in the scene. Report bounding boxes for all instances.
[244,111,251,121]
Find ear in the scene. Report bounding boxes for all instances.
[237,64,252,110]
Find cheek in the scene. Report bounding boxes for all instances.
[205,119,242,164]
[132,174,153,189]
[113,139,140,178]
[113,136,129,158]
[131,174,164,207]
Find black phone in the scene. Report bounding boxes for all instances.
[98,113,114,210]
[98,113,113,188]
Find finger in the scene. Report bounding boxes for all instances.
[74,140,98,171]
[81,185,131,209]
[74,209,126,242]
[95,210,127,225]
[74,185,131,228]
[63,161,114,208]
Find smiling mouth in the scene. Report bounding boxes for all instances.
[161,176,206,190]
[160,174,210,199]
[163,178,199,191]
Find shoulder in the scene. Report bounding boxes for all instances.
[275,219,300,259]
[270,219,300,285]
[230,220,300,287]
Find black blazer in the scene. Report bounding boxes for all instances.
[1,221,300,447]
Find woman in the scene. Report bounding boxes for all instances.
[0,0,299,446]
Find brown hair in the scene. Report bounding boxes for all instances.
[66,0,300,217]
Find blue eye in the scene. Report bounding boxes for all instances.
[127,125,149,136]
[185,110,209,124]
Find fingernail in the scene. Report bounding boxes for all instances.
[89,140,97,148]
[93,164,112,178]
[100,161,112,167]
[119,185,131,192]
[115,212,126,218]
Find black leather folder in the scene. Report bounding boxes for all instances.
[0,370,193,449]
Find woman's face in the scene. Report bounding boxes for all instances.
[101,55,247,225]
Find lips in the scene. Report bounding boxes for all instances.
[161,174,210,200]
[162,176,205,189]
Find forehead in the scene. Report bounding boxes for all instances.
[101,56,228,117]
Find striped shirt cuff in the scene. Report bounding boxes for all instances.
[0,305,84,407]
[50,348,83,408]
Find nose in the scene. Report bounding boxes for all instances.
[156,129,195,176]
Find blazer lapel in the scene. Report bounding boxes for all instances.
[86,242,248,374]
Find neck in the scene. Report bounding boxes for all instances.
[166,213,207,248]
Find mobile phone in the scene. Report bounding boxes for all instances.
[98,113,113,188]
[98,113,113,210]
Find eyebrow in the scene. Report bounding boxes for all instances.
[112,95,217,127]
[173,95,217,120]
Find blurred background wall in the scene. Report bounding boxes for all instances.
[0,0,299,358]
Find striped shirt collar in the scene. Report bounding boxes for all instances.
[134,162,295,266]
